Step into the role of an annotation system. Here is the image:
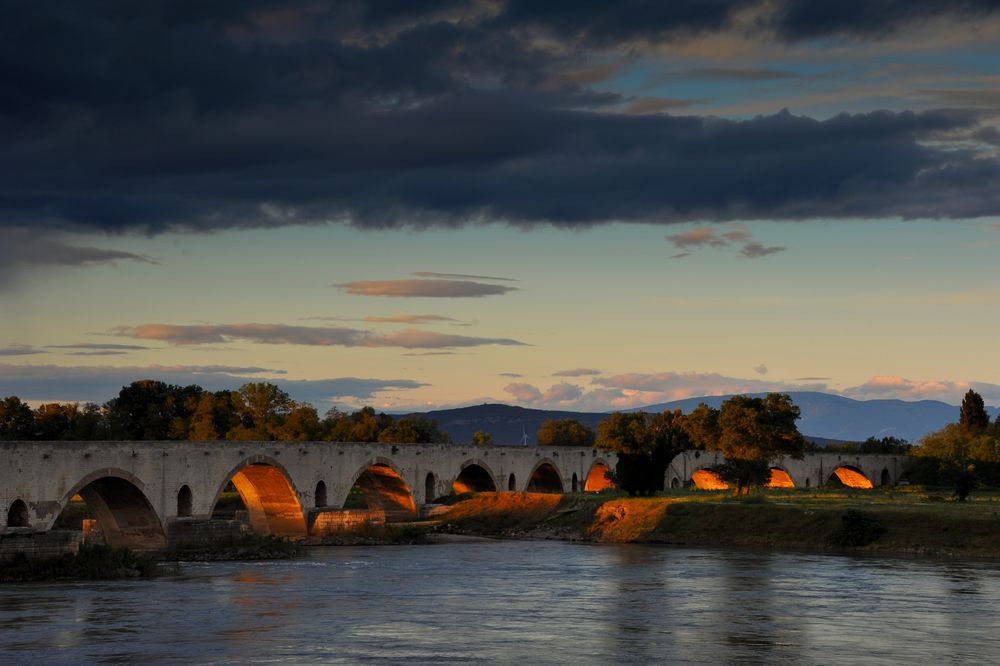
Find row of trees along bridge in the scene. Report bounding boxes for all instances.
[2,380,999,499]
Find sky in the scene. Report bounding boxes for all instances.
[3,1,1000,412]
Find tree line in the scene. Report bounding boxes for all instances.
[0,380,450,444]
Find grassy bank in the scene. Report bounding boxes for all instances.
[170,533,305,561]
[435,491,1000,558]
[0,545,163,582]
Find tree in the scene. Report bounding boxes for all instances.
[228,382,294,439]
[959,389,990,432]
[378,415,451,444]
[914,422,999,501]
[105,380,203,440]
[472,430,494,446]
[710,393,806,494]
[324,406,394,442]
[536,418,595,447]
[0,396,35,440]
[32,403,78,440]
[597,411,688,495]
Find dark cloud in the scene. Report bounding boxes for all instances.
[114,322,526,349]
[661,67,807,81]
[337,279,517,297]
[767,1,1000,41]
[0,229,156,286]
[0,363,425,405]
[2,1,1000,248]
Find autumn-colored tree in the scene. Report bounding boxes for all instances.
[378,415,451,444]
[323,406,394,442]
[472,430,494,446]
[536,418,595,447]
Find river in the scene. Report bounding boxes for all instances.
[1,541,998,664]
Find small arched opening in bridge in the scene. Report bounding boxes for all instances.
[584,461,615,492]
[670,477,681,489]
[212,459,307,537]
[315,481,328,508]
[827,465,874,489]
[6,499,29,528]
[177,485,193,517]
[55,472,167,551]
[572,473,579,492]
[508,473,516,491]
[691,469,729,490]
[453,463,498,494]
[880,468,891,487]
[425,473,436,503]
[526,462,563,493]
[345,463,417,522]
[766,468,795,489]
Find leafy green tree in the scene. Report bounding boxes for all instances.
[0,396,34,440]
[227,382,294,439]
[275,404,322,441]
[378,415,451,444]
[703,393,806,494]
[959,389,990,432]
[536,418,595,447]
[914,422,1000,501]
[105,380,203,440]
[472,430,494,446]
[597,411,688,495]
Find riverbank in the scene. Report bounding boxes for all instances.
[432,491,1000,559]
[0,544,164,582]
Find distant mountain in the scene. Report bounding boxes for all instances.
[414,391,997,445]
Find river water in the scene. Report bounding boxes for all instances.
[1,541,998,665]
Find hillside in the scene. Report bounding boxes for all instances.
[415,392,997,445]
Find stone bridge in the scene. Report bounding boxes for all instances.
[0,440,618,550]
[665,450,907,490]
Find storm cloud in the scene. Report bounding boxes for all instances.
[2,1,1000,245]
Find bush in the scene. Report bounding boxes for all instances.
[830,510,886,547]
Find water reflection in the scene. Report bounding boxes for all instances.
[0,543,998,665]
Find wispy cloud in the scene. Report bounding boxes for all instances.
[0,229,156,287]
[0,345,49,357]
[336,279,518,298]
[114,322,527,349]
[363,314,459,324]
[553,367,602,377]
[0,363,426,406]
[45,343,151,351]
[411,272,516,282]
[666,224,785,259]
[753,364,768,375]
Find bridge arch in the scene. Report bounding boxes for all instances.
[315,480,328,508]
[691,468,729,490]
[6,499,29,528]
[213,456,307,537]
[880,468,891,487]
[58,468,167,551]
[177,485,193,517]
[345,459,417,521]
[584,460,615,492]
[453,459,498,494]
[828,465,874,489]
[767,467,796,488]
[425,472,437,503]
[507,473,516,491]
[526,459,563,493]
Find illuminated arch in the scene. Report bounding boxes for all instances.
[526,460,563,493]
[212,457,307,537]
[584,461,615,492]
[453,460,498,494]
[828,465,874,489]
[766,468,795,488]
[691,469,729,490]
[346,459,417,522]
[57,468,167,551]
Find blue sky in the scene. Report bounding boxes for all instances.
[2,1,1000,411]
